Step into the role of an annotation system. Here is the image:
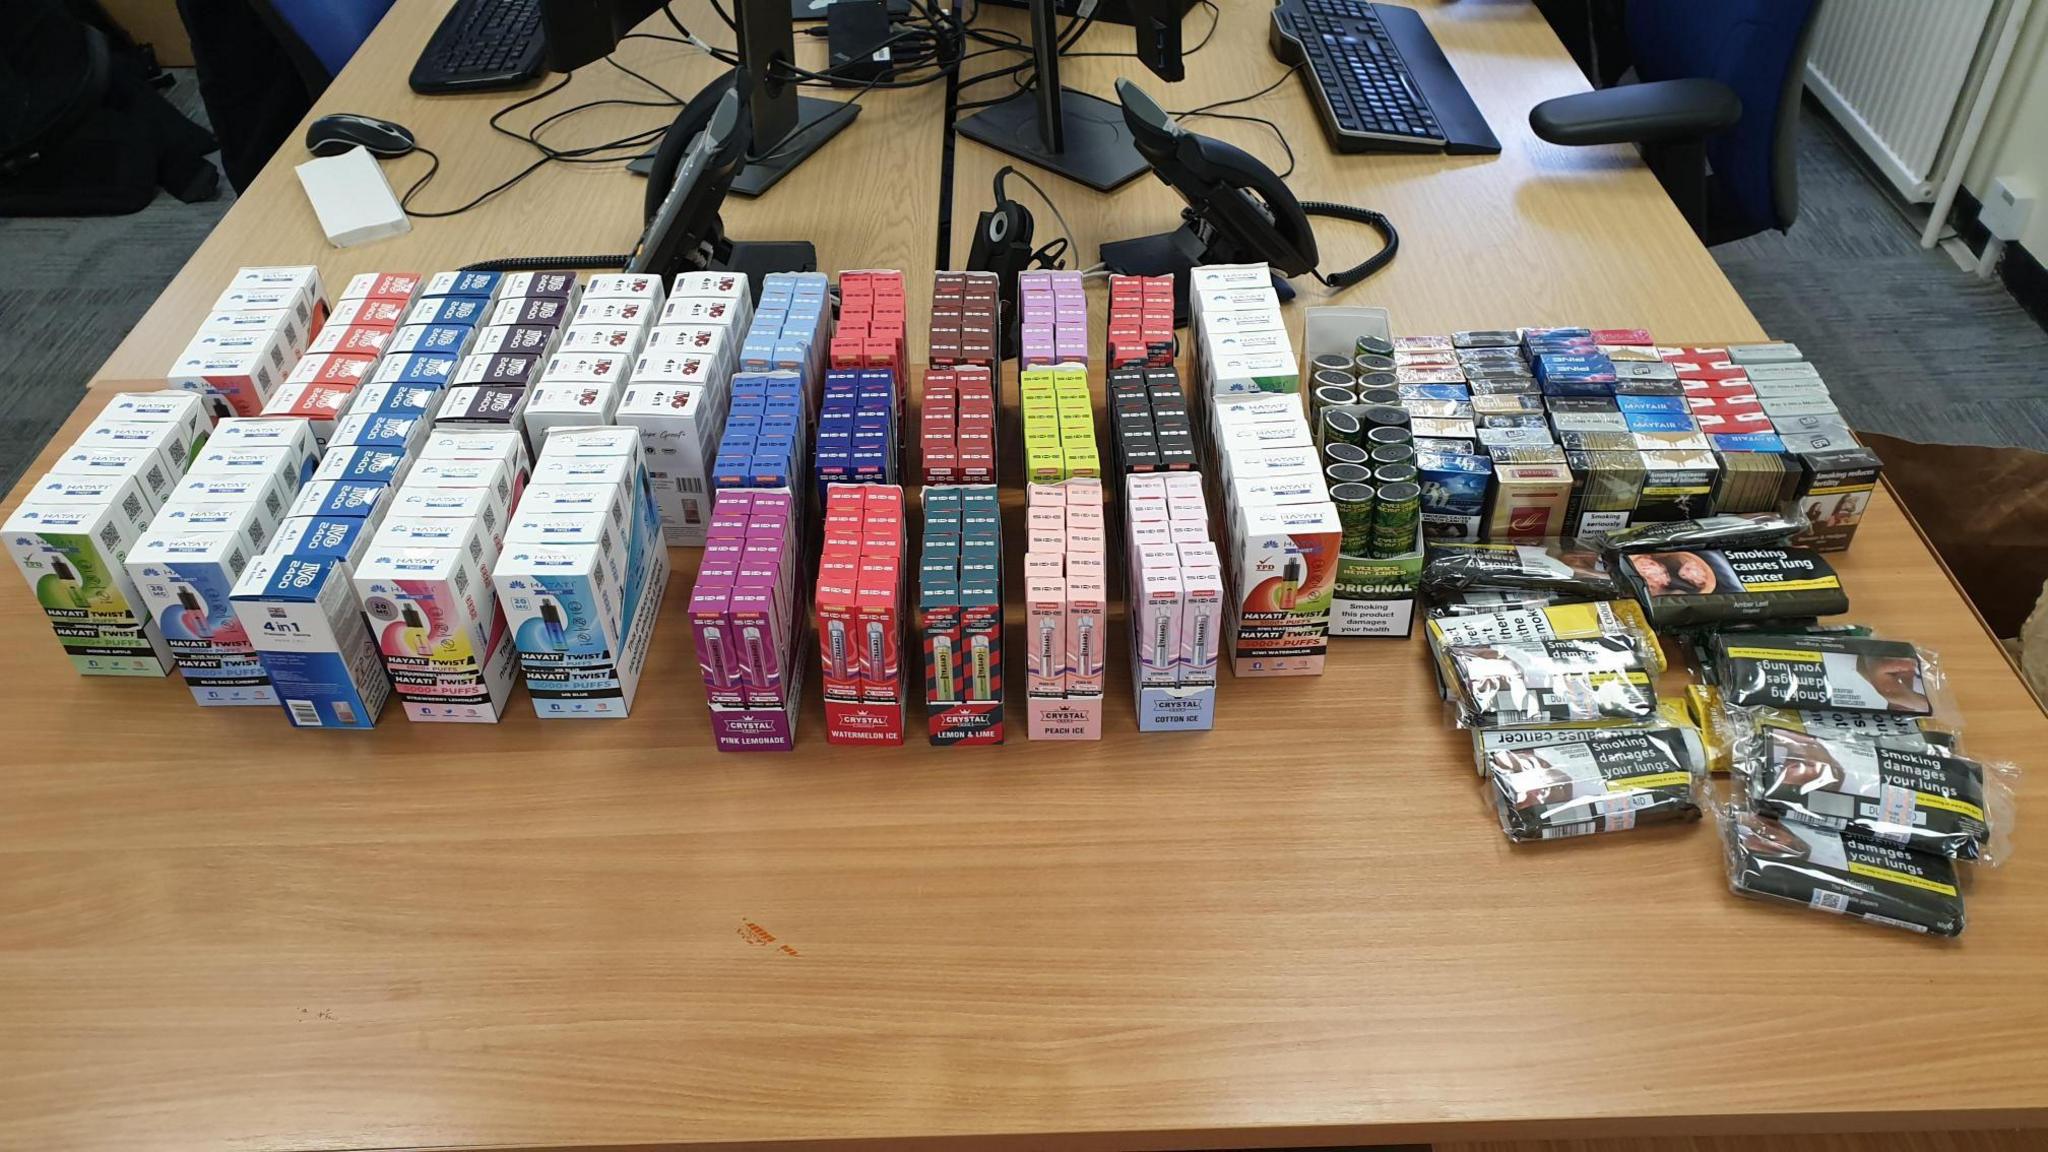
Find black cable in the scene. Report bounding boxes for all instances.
[1301,201,1400,288]
[1064,0,1218,59]
[1179,110,1296,178]
[461,253,635,273]
[1169,64,1301,120]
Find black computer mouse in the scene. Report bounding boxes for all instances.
[305,113,417,159]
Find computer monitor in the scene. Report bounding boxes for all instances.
[954,0,1189,192]
[541,0,858,197]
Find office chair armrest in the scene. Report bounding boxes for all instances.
[1528,79,1742,147]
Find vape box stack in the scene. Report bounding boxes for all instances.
[616,270,751,544]
[1299,307,1426,637]
[1188,264,1296,400]
[1105,277,1192,478]
[1107,365,1197,475]
[689,489,804,750]
[1671,342,1880,552]
[421,271,559,442]
[715,372,808,495]
[920,271,1000,486]
[918,484,1003,745]
[1105,274,1176,370]
[829,269,907,388]
[1023,478,1106,740]
[815,484,906,745]
[231,409,404,728]
[6,391,215,677]
[738,272,831,395]
[491,427,668,719]
[172,266,327,419]
[927,270,1001,367]
[814,367,900,495]
[1210,393,1339,677]
[1016,269,1087,367]
[126,411,319,703]
[1124,473,1222,730]
[352,427,521,723]
[1018,270,1096,484]
[520,273,657,445]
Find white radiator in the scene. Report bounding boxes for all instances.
[1805,0,1999,203]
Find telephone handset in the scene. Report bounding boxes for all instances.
[1104,78,1399,321]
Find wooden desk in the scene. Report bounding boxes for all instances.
[4,4,2046,1151]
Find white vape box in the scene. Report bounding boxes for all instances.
[77,417,195,484]
[5,496,173,676]
[168,326,291,417]
[232,551,389,728]
[523,380,622,446]
[127,515,278,705]
[615,383,724,545]
[206,416,320,485]
[49,444,174,510]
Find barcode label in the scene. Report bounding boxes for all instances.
[121,493,143,523]
[678,476,704,493]
[146,464,166,492]
[288,699,322,726]
[169,434,189,462]
[266,491,283,516]
[454,565,470,594]
[684,504,702,525]
[98,522,121,550]
[333,700,357,725]
[1541,823,1598,840]
[247,520,268,549]
[229,549,247,578]
[1809,889,1849,915]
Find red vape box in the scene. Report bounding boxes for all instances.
[1593,328,1654,346]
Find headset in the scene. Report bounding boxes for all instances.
[965,165,1072,306]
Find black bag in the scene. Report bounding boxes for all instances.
[0,0,219,215]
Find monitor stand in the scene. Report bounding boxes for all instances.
[731,96,860,198]
[1100,221,1295,327]
[956,88,1148,193]
[953,0,1147,192]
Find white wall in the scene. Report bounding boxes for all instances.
[1964,0,2048,252]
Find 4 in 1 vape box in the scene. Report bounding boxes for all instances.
[231,551,390,728]
[5,487,173,675]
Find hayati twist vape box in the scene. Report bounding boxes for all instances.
[1189,264,1293,398]
[815,484,906,745]
[919,485,1003,744]
[1024,478,1105,740]
[1125,473,1220,730]
[127,499,277,704]
[231,551,390,728]
[492,427,669,719]
[1224,499,1340,676]
[690,489,805,750]
[6,478,173,676]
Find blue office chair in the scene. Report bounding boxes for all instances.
[1528,0,1822,245]
[253,0,397,90]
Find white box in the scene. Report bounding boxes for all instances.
[49,444,175,510]
[22,470,155,538]
[167,471,290,533]
[288,479,392,522]
[571,298,657,330]
[418,428,531,488]
[540,351,633,387]
[523,380,622,445]
[5,497,172,675]
[559,324,648,358]
[615,383,724,546]
[127,504,276,704]
[206,416,320,486]
[78,417,196,482]
[168,327,291,417]
[584,272,666,304]
[232,551,389,728]
[228,265,325,324]
[99,390,214,448]
[213,283,319,331]
[330,410,429,460]
[261,379,355,447]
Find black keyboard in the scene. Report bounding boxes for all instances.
[409,0,548,95]
[1269,0,1500,155]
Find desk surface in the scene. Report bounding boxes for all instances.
[6,3,2048,1151]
